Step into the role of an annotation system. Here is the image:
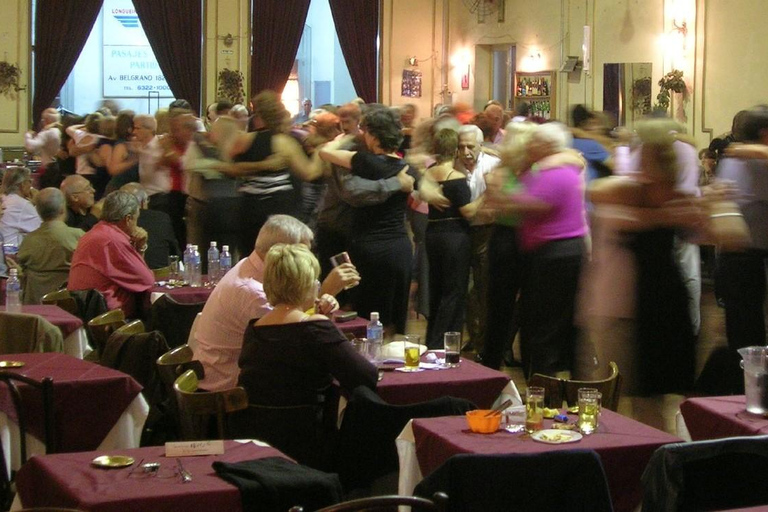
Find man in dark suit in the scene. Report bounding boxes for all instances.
[120,182,179,269]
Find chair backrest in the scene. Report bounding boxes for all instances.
[528,361,622,411]
[40,289,78,316]
[642,435,768,512]
[173,370,248,440]
[149,295,206,349]
[0,372,55,510]
[415,451,613,512]
[87,310,126,357]
[114,319,145,336]
[335,386,477,491]
[156,344,205,439]
[290,493,449,512]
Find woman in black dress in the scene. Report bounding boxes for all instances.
[423,129,482,349]
[319,106,415,334]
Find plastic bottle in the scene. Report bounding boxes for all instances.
[5,268,22,313]
[182,244,193,283]
[190,245,202,287]
[207,241,220,284]
[219,245,232,277]
[366,312,384,362]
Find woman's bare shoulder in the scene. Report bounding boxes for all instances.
[588,176,642,205]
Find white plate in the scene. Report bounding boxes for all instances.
[530,429,583,444]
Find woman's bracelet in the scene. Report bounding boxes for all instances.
[710,212,744,219]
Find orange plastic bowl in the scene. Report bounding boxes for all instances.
[466,409,501,434]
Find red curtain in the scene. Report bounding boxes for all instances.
[132,0,203,114]
[33,0,103,126]
[329,0,379,103]
[250,0,311,97]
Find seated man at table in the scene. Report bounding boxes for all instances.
[68,191,155,318]
[194,214,360,391]
[17,187,85,304]
[61,175,99,232]
[119,182,180,269]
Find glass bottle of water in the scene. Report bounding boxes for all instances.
[5,268,22,313]
[366,312,384,362]
[207,241,220,284]
[190,245,202,287]
[219,245,232,278]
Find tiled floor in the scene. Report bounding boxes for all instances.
[404,282,728,435]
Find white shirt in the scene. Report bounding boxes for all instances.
[24,125,61,165]
[138,136,170,196]
[0,193,42,245]
[193,251,272,391]
[466,152,501,201]
[69,128,99,176]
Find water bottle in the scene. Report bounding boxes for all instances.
[220,245,232,277]
[366,312,384,362]
[190,245,202,287]
[5,268,22,313]
[182,244,193,283]
[207,241,220,284]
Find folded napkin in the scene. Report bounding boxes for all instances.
[213,457,342,512]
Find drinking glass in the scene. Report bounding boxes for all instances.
[443,331,461,367]
[330,251,358,289]
[525,386,545,433]
[403,334,422,371]
[577,388,601,435]
[168,255,181,283]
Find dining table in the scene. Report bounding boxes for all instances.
[679,395,768,441]
[397,409,682,512]
[12,440,314,511]
[0,352,149,472]
[16,304,91,358]
[149,281,214,305]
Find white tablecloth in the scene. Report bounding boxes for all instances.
[0,393,149,472]
[62,326,91,359]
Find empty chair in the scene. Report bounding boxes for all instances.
[86,310,126,357]
[173,369,248,440]
[415,451,613,512]
[290,492,449,512]
[149,295,206,349]
[40,289,78,315]
[528,361,622,411]
[642,435,768,512]
[0,372,55,510]
[114,319,145,336]
[335,385,476,492]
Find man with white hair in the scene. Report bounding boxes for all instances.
[193,214,361,391]
[61,174,98,231]
[25,108,61,167]
[17,188,84,304]
[68,191,154,318]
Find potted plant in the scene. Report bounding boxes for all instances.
[217,68,245,105]
[0,61,22,99]
[654,69,687,113]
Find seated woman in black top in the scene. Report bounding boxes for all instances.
[236,243,377,468]
[423,129,483,349]
[319,106,416,334]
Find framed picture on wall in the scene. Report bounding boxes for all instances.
[401,69,422,98]
[461,66,470,90]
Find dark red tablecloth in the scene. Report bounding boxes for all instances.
[412,410,681,512]
[20,305,83,338]
[151,283,214,304]
[0,353,142,451]
[680,395,768,440]
[332,314,368,338]
[377,358,510,408]
[15,440,288,512]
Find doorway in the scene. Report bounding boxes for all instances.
[474,44,515,111]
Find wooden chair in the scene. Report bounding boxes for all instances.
[0,372,55,510]
[156,345,205,438]
[86,310,126,357]
[528,361,622,411]
[114,319,145,336]
[149,295,206,348]
[152,266,171,280]
[289,493,448,512]
[173,370,247,440]
[40,289,78,316]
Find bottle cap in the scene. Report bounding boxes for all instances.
[370,312,379,321]
[210,241,217,247]
[222,245,229,251]
[9,268,18,277]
